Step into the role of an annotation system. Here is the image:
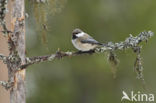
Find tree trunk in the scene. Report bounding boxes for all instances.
[9,0,26,103]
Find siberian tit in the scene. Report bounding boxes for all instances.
[72,28,104,51]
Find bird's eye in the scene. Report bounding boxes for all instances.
[72,34,77,39]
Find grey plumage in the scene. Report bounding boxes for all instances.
[81,38,102,45]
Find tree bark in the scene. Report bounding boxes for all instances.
[9,0,26,103]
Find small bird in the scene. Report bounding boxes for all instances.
[72,28,104,51]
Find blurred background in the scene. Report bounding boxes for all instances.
[25,0,156,103]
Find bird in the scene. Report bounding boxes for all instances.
[71,28,105,52]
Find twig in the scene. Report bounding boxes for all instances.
[0,81,14,90]
[0,54,7,63]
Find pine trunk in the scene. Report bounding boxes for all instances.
[9,0,26,103]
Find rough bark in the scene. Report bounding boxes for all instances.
[8,0,26,103]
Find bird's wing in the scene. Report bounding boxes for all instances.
[80,38,101,45]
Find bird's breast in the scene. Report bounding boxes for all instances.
[72,39,97,51]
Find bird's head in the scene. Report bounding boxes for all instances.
[72,28,85,39]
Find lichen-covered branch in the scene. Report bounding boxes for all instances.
[0,81,14,90]
[19,31,154,77]
[0,53,7,63]
[0,54,6,60]
[96,31,154,52]
[0,81,8,89]
[19,50,94,69]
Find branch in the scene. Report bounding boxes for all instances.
[0,81,14,90]
[19,50,94,69]
[0,54,7,63]
[96,31,154,51]
[19,31,154,72]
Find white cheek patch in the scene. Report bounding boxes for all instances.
[76,32,85,37]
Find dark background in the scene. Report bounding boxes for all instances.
[25,0,156,103]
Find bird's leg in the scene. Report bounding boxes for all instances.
[75,51,84,54]
[87,49,95,54]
